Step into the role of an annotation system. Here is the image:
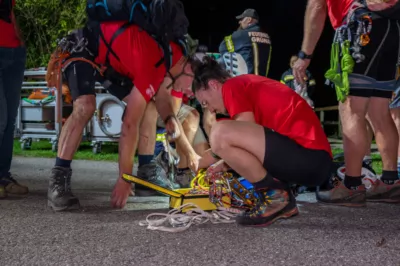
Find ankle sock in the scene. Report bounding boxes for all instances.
[252,173,276,190]
[380,170,399,185]
[55,157,72,168]
[177,167,189,174]
[344,175,363,190]
[138,155,154,167]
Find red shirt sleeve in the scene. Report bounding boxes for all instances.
[222,79,253,118]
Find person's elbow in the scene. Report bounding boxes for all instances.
[308,0,327,13]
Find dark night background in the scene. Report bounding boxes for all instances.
[182,0,338,108]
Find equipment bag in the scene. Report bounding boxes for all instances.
[0,0,12,23]
[362,0,400,19]
[86,0,190,70]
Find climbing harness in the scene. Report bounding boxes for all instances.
[324,7,375,102]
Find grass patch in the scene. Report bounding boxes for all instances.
[13,139,119,161]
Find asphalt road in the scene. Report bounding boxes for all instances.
[1,157,399,266]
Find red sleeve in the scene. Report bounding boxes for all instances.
[222,79,253,118]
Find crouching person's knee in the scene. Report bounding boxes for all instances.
[209,120,231,156]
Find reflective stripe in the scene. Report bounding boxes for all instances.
[265,45,272,77]
[283,75,294,82]
[224,36,235,53]
[309,79,316,86]
[252,42,259,75]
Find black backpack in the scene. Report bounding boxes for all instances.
[86,0,190,70]
[0,0,12,23]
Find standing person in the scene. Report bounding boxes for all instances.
[293,0,400,206]
[0,0,29,199]
[219,9,272,77]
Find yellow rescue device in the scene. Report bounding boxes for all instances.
[122,173,231,212]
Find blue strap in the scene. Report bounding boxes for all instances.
[178,39,187,56]
[129,0,147,22]
[95,0,111,16]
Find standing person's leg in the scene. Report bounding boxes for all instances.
[318,18,400,205]
[47,57,98,211]
[390,107,400,176]
[209,120,331,226]
[0,47,28,198]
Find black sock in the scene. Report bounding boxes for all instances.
[177,167,189,174]
[380,170,399,185]
[55,157,72,168]
[138,155,154,167]
[252,173,275,190]
[344,175,363,190]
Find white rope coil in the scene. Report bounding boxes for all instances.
[138,203,241,233]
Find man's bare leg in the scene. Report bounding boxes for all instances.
[368,97,398,183]
[176,108,200,169]
[48,95,96,211]
[391,107,400,175]
[340,96,370,184]
[137,101,158,169]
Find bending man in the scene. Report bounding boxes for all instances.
[193,57,332,227]
[46,22,199,211]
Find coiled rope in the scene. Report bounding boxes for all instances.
[138,203,240,233]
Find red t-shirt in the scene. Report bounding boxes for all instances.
[0,0,21,48]
[222,75,332,157]
[95,22,183,102]
[326,0,354,29]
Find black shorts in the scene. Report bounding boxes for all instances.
[349,18,400,98]
[263,128,332,187]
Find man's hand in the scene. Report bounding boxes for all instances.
[187,152,202,172]
[111,177,132,209]
[293,58,311,86]
[206,159,229,175]
[164,115,181,140]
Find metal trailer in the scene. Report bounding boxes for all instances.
[90,93,126,154]
[16,70,92,152]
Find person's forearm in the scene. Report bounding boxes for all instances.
[301,0,327,55]
[199,149,218,169]
[155,81,196,157]
[118,122,139,178]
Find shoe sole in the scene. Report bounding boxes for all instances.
[242,207,300,228]
[47,200,81,212]
[366,198,400,203]
[317,200,366,207]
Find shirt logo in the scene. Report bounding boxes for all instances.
[146,85,156,99]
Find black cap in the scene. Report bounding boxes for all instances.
[236,9,259,20]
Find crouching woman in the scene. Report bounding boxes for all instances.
[192,57,332,227]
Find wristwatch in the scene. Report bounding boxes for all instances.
[298,51,313,60]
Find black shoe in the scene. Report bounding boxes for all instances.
[236,189,299,227]
[47,166,80,211]
[135,161,181,196]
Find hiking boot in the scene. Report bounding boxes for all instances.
[135,161,180,196]
[0,185,6,199]
[154,150,171,175]
[236,189,299,227]
[47,166,80,211]
[366,179,400,203]
[316,181,366,207]
[176,169,195,188]
[0,173,29,195]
